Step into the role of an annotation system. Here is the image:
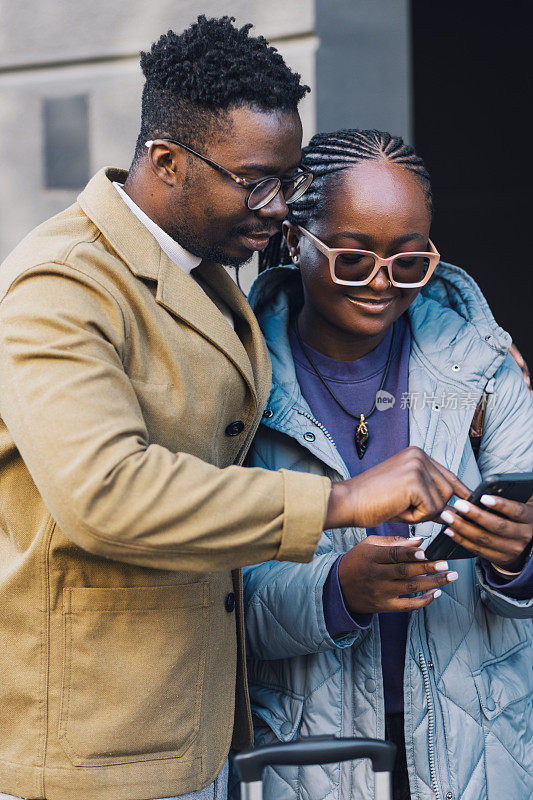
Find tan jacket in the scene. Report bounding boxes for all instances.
[0,168,330,800]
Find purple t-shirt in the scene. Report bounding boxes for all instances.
[290,315,411,712]
[290,314,533,713]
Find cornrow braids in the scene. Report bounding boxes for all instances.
[259,128,433,271]
[132,15,309,164]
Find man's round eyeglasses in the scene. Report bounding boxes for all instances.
[145,138,314,211]
[297,225,440,288]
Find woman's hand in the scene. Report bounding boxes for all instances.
[326,446,470,530]
[338,535,459,615]
[441,494,533,571]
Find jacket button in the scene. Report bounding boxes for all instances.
[262,408,274,419]
[365,678,376,693]
[225,421,245,437]
[280,722,292,735]
[303,431,316,442]
[485,697,496,711]
[224,592,236,613]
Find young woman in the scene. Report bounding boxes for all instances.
[240,130,533,800]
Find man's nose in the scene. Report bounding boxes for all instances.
[256,188,289,221]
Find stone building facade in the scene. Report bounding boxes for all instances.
[0,0,412,291]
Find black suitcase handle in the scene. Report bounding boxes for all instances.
[234,736,397,782]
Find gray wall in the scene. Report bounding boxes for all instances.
[0,0,317,267]
[0,0,413,277]
[316,0,412,142]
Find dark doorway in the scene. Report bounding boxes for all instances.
[411,1,532,366]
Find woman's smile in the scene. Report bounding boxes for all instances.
[345,294,395,313]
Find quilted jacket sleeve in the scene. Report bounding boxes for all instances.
[243,551,365,660]
[476,353,533,618]
[243,433,365,659]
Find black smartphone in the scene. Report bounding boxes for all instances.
[421,472,533,561]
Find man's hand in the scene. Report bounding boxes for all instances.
[509,343,532,391]
[338,536,458,615]
[441,494,533,571]
[325,447,470,530]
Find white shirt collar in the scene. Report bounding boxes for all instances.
[113,181,201,275]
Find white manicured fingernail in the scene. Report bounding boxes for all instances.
[441,510,454,524]
[443,528,455,538]
[409,536,424,542]
[447,571,459,582]
[433,589,442,598]
[453,499,470,514]
[434,561,449,571]
[480,494,497,507]
[414,550,427,560]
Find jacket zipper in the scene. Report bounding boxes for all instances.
[296,410,352,486]
[296,409,336,445]
[419,651,441,800]
[299,405,351,800]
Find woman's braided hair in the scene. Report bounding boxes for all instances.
[259,128,433,271]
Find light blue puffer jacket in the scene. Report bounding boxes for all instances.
[241,263,533,800]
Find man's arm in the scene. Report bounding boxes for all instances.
[0,266,330,572]
[0,266,469,574]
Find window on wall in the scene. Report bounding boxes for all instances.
[43,94,90,190]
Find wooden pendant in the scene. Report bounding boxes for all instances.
[355,414,369,459]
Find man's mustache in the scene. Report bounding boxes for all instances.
[233,225,281,239]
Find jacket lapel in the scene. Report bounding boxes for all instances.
[78,167,271,404]
[155,254,258,399]
[194,260,272,408]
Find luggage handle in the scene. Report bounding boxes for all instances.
[234,736,396,800]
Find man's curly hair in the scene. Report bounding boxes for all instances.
[133,15,309,163]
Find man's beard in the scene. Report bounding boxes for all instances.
[168,218,259,267]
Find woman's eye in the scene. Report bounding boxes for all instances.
[338,253,366,265]
[395,257,417,268]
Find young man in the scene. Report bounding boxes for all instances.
[0,16,468,800]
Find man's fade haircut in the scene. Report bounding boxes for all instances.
[133,15,310,164]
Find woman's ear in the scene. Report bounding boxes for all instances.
[282,221,301,265]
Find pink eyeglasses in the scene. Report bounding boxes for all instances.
[297,225,440,288]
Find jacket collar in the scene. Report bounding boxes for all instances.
[78,167,161,281]
[406,262,511,388]
[249,262,511,395]
[247,268,350,476]
[112,179,202,275]
[248,262,512,475]
[78,168,271,403]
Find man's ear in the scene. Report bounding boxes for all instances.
[282,221,301,264]
[145,142,188,188]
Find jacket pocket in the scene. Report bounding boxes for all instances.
[250,683,304,743]
[59,584,209,766]
[472,638,533,781]
[473,639,532,721]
